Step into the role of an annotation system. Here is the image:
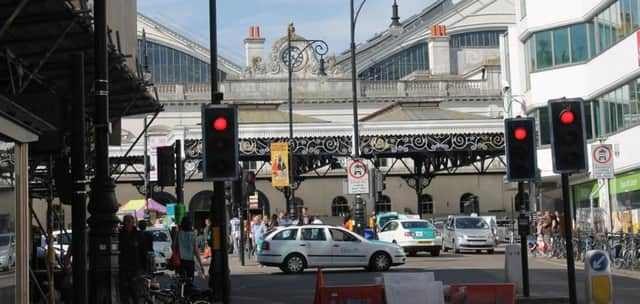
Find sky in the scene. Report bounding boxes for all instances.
[138,0,436,65]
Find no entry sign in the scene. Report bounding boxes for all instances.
[347,159,369,194]
[591,144,614,179]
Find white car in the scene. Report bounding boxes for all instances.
[442,216,496,254]
[257,225,406,273]
[378,219,442,256]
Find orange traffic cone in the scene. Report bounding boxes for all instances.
[314,267,324,304]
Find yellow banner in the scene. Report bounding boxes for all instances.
[271,142,289,187]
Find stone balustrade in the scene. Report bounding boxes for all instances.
[154,78,501,102]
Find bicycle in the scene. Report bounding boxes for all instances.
[142,272,212,304]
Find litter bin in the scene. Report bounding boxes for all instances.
[363,228,375,240]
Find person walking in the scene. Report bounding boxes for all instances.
[542,211,553,256]
[230,215,241,255]
[278,212,292,226]
[250,215,267,257]
[297,207,311,226]
[119,215,146,304]
[175,218,205,279]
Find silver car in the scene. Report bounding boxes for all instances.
[257,225,406,273]
[0,233,15,271]
[442,216,496,254]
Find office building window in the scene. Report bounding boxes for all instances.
[553,28,570,65]
[534,31,553,69]
[570,24,588,62]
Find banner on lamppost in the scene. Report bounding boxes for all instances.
[271,142,289,187]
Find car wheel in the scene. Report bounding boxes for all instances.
[487,249,495,254]
[431,249,440,257]
[369,252,391,272]
[283,254,306,274]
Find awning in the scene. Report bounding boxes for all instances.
[119,199,167,219]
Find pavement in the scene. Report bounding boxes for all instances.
[206,246,640,304]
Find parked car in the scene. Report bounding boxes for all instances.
[146,227,173,269]
[0,233,16,271]
[378,219,442,256]
[442,216,496,254]
[257,225,406,273]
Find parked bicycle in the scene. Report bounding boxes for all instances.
[141,272,212,304]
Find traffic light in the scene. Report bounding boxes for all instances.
[157,146,175,186]
[202,104,239,180]
[242,170,256,199]
[548,98,588,173]
[505,117,537,181]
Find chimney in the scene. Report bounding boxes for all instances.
[428,24,450,75]
[244,25,266,67]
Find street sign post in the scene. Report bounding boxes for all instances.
[347,159,369,194]
[591,144,614,179]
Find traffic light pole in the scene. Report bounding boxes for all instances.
[561,173,577,304]
[208,1,230,302]
[517,181,530,297]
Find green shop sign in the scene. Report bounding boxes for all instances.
[573,181,599,202]
[609,171,640,195]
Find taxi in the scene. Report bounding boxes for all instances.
[377,219,442,256]
[257,225,406,273]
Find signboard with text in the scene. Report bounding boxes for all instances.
[347,159,369,194]
[591,144,614,179]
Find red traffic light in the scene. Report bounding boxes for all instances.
[514,127,528,141]
[559,110,575,125]
[213,117,228,131]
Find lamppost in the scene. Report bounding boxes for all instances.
[350,0,403,235]
[286,23,328,219]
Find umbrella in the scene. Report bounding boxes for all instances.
[119,199,167,219]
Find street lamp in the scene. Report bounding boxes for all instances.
[286,23,328,219]
[350,0,403,235]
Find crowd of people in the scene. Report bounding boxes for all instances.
[228,207,325,259]
[531,210,564,257]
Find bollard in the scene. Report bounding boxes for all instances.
[584,250,613,304]
[504,244,523,293]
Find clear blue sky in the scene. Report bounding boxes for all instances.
[138,0,435,65]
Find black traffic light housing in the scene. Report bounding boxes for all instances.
[157,146,176,186]
[202,104,239,180]
[242,170,256,199]
[505,117,537,181]
[548,98,588,174]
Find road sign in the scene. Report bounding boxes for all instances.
[589,251,609,272]
[591,144,614,179]
[347,159,369,194]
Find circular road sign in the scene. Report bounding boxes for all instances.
[348,160,367,179]
[592,145,612,164]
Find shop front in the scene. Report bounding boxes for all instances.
[609,170,640,233]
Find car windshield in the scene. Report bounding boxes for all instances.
[0,236,10,246]
[379,215,399,228]
[150,231,170,242]
[455,218,489,229]
[401,221,433,229]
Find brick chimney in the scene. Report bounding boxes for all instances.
[428,24,451,75]
[244,25,266,67]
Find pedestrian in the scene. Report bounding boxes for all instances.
[269,214,279,231]
[250,215,266,257]
[230,215,241,255]
[297,207,311,226]
[343,215,352,229]
[542,211,553,256]
[279,212,293,226]
[175,218,205,280]
[119,214,146,304]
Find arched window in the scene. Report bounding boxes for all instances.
[331,196,349,217]
[460,193,479,214]
[420,194,434,215]
[376,195,392,214]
